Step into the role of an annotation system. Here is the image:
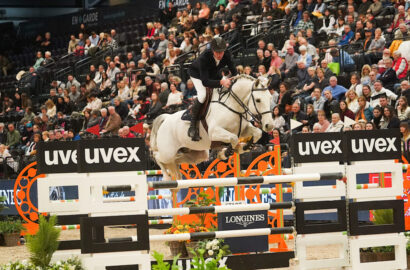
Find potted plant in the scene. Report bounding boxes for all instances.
[0,218,25,246]
[359,209,395,262]
[164,223,190,258]
[189,248,231,270]
[195,239,231,259]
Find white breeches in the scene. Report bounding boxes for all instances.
[190,77,207,103]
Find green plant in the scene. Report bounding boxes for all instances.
[372,209,393,225]
[0,196,7,214]
[184,192,216,226]
[0,218,25,234]
[26,215,60,268]
[189,248,231,270]
[151,250,179,270]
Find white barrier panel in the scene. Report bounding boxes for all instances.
[82,252,151,270]
[38,173,89,215]
[294,232,349,270]
[346,161,403,201]
[88,172,147,216]
[38,172,147,216]
[293,163,345,201]
[348,233,407,270]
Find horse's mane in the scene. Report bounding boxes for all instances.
[232,74,257,82]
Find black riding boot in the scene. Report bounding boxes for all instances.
[188,99,202,141]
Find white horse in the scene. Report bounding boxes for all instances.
[150,75,274,180]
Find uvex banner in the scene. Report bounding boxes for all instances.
[291,132,344,163]
[37,141,79,174]
[77,138,145,173]
[291,130,401,163]
[344,129,401,161]
[36,138,146,174]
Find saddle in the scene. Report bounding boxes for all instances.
[181,87,213,131]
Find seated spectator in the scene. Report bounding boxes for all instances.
[67,74,80,91]
[365,28,385,64]
[33,51,44,70]
[355,96,373,122]
[165,83,183,108]
[89,31,100,46]
[158,82,170,106]
[305,104,318,129]
[297,45,312,67]
[387,5,405,33]
[361,64,371,85]
[379,58,399,92]
[382,105,400,129]
[84,93,102,112]
[74,44,84,57]
[279,46,299,78]
[372,106,384,129]
[400,80,410,103]
[270,50,283,70]
[113,97,129,120]
[326,113,344,132]
[323,76,347,101]
[315,110,329,132]
[145,92,163,122]
[367,0,382,15]
[320,60,335,79]
[272,106,286,133]
[45,99,56,118]
[339,100,355,121]
[0,144,16,175]
[0,54,11,77]
[87,110,101,129]
[122,126,136,138]
[370,80,398,108]
[295,11,314,35]
[323,89,340,119]
[392,51,408,82]
[397,96,410,121]
[286,102,307,133]
[183,79,197,101]
[116,81,130,101]
[102,106,121,135]
[107,61,120,82]
[6,123,21,149]
[345,89,360,114]
[99,108,108,130]
[339,25,354,46]
[330,48,355,73]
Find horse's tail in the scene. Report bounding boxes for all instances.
[150,114,167,151]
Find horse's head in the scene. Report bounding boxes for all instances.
[249,77,274,133]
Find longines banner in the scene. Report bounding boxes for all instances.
[218,210,268,253]
[36,138,146,174]
[291,129,402,163]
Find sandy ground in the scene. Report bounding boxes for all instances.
[0,227,347,269]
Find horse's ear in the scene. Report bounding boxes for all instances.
[255,79,260,88]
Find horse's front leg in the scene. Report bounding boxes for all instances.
[236,124,263,154]
[209,127,239,160]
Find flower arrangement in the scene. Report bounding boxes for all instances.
[0,257,84,270]
[199,239,231,258]
[164,223,209,235]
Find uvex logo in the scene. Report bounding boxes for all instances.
[351,138,397,153]
[45,150,78,165]
[298,140,342,156]
[85,147,140,164]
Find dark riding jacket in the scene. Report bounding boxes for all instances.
[189,49,237,88]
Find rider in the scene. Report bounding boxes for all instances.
[188,37,237,141]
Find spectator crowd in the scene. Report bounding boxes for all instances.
[0,0,409,177]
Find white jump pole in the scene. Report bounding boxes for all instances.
[147,202,294,217]
[149,173,344,190]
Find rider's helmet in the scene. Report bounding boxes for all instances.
[211,37,227,52]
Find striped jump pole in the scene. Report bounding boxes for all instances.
[51,199,79,203]
[55,224,80,230]
[149,227,295,242]
[148,219,173,225]
[147,202,294,217]
[149,173,344,190]
[147,194,172,200]
[260,187,293,194]
[103,185,135,192]
[356,183,380,189]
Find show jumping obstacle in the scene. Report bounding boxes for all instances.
[14,130,408,270]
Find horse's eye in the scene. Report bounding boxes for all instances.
[256,99,261,103]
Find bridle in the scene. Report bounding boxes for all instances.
[211,75,271,137]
